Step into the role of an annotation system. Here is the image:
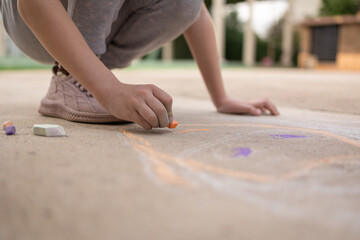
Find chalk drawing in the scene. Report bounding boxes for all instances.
[232,147,252,157]
[120,123,360,184]
[270,134,307,139]
[178,123,360,148]
[175,129,210,133]
[119,123,360,225]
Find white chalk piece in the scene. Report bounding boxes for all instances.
[33,124,66,137]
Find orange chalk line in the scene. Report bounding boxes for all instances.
[120,129,189,187]
[175,129,210,133]
[120,124,360,186]
[122,128,273,183]
[120,128,272,183]
[141,145,189,187]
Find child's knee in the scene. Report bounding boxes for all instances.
[172,0,203,26]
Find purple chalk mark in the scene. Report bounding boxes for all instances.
[233,148,252,158]
[270,134,307,139]
[5,126,16,135]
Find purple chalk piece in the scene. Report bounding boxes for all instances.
[233,148,252,158]
[270,134,307,139]
[5,126,16,135]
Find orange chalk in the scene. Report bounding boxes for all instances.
[3,121,13,130]
[167,120,178,129]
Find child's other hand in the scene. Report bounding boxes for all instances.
[217,97,280,116]
[106,83,173,130]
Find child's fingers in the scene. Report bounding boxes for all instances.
[247,106,262,116]
[263,100,280,116]
[151,86,174,123]
[135,103,159,128]
[146,97,170,128]
[236,102,261,116]
[133,111,153,130]
[218,100,260,116]
[167,111,174,124]
[252,99,280,116]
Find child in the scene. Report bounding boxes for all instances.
[1,0,279,130]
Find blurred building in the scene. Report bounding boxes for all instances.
[292,0,322,23]
[221,0,321,66]
[298,11,360,71]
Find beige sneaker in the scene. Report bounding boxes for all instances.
[39,69,122,123]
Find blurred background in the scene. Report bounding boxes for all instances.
[0,0,359,71]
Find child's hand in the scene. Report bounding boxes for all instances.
[216,97,280,116]
[106,83,173,130]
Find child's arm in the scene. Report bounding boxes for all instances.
[184,4,279,116]
[17,0,173,129]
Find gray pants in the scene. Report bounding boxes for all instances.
[0,0,202,69]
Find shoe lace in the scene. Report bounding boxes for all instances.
[71,79,93,97]
[53,62,93,97]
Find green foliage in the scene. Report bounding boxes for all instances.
[173,36,192,59]
[225,10,270,62]
[266,17,300,65]
[256,36,268,62]
[225,11,243,60]
[267,18,283,62]
[204,0,211,8]
[320,0,359,16]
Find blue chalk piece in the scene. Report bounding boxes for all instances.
[5,125,16,135]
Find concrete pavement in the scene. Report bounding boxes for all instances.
[0,68,360,240]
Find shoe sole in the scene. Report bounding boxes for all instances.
[39,98,124,123]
